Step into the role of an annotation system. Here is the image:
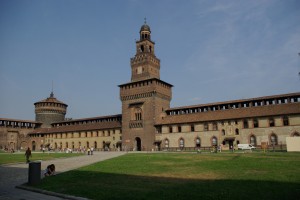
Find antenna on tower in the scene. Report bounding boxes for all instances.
[50,81,54,98]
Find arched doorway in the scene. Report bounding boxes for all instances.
[195,137,201,148]
[102,141,106,150]
[292,132,300,137]
[9,142,15,150]
[32,141,36,151]
[135,137,141,151]
[20,141,27,150]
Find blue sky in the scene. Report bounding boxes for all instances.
[0,0,300,120]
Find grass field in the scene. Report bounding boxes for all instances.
[34,152,300,200]
[0,152,84,165]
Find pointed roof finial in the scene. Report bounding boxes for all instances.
[50,81,54,98]
[140,18,150,32]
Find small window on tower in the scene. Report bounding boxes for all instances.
[137,67,143,74]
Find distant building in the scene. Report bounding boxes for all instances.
[1,22,299,152]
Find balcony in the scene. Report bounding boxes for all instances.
[129,120,143,129]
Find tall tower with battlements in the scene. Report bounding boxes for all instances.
[119,21,172,151]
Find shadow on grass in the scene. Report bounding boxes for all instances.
[35,170,300,200]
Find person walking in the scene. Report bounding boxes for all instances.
[90,146,94,155]
[25,147,32,163]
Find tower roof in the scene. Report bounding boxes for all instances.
[34,92,67,106]
[140,18,151,32]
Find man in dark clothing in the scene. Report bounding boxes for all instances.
[25,147,31,163]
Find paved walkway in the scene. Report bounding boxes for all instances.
[0,151,126,200]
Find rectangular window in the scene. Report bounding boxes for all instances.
[169,126,173,133]
[178,126,181,133]
[243,120,249,129]
[283,116,289,126]
[204,123,208,131]
[253,119,259,128]
[269,118,275,127]
[191,125,195,132]
[156,126,162,133]
[213,123,217,130]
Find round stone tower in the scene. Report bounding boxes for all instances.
[34,92,68,128]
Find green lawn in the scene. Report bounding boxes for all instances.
[35,152,300,200]
[0,152,84,165]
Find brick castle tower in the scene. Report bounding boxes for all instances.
[34,92,68,128]
[119,21,172,151]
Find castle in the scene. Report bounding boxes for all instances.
[1,22,300,152]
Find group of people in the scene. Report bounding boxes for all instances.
[87,147,94,155]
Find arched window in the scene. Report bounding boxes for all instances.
[235,128,239,135]
[292,132,300,137]
[195,137,201,148]
[270,133,277,145]
[222,129,226,136]
[250,135,256,146]
[134,108,142,121]
[179,138,184,148]
[212,137,218,146]
[164,139,169,148]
